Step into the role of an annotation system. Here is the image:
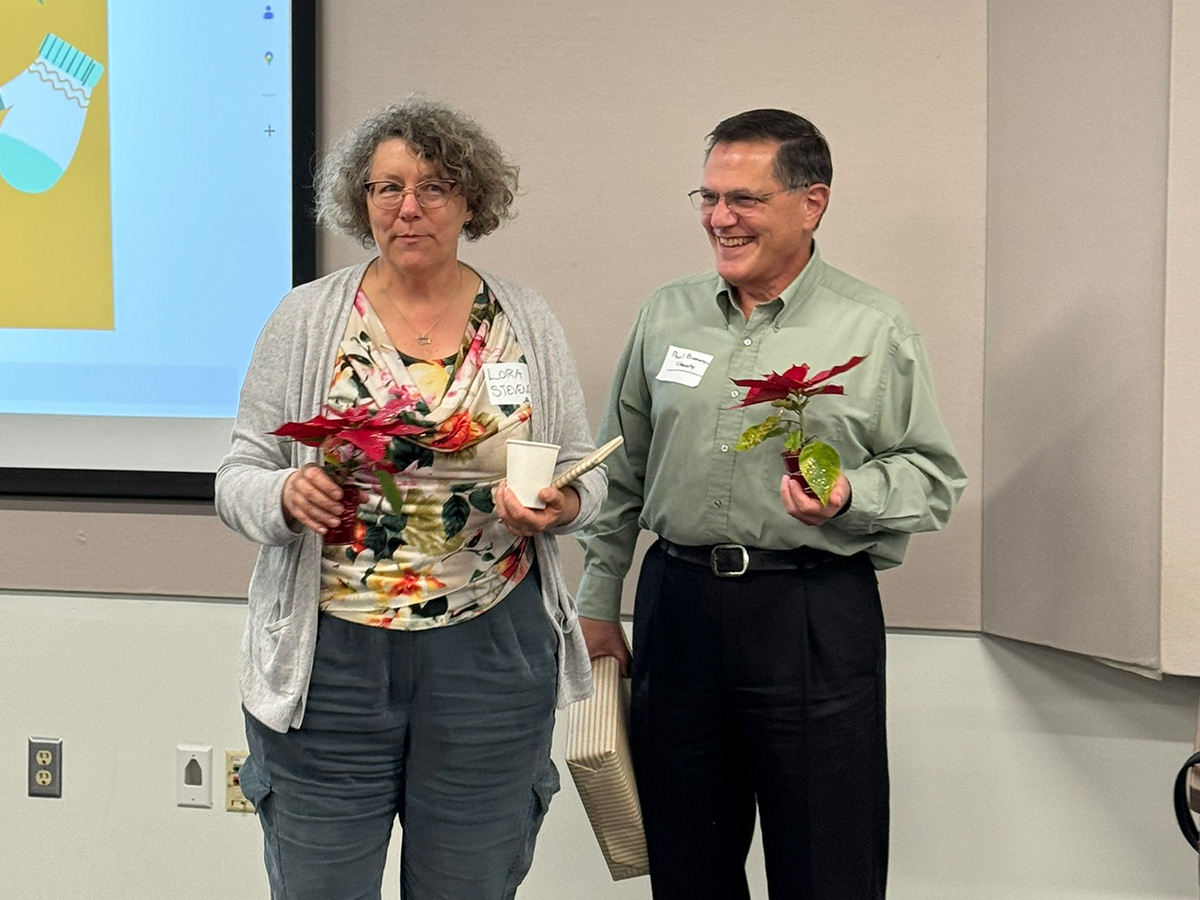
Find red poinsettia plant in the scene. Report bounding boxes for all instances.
[272,398,428,465]
[732,355,867,504]
[271,399,434,540]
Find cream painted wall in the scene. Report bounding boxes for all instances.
[318,0,986,630]
[1,595,1195,900]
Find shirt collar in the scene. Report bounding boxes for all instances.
[715,240,825,317]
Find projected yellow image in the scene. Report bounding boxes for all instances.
[0,0,112,330]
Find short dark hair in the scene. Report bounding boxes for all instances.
[706,109,832,190]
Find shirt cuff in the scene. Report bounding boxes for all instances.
[575,569,624,622]
[831,467,877,534]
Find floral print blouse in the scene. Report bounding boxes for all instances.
[317,280,534,629]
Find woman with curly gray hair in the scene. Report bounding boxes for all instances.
[216,96,605,900]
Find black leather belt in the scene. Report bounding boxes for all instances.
[658,538,845,578]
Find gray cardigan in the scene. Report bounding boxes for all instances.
[215,261,604,733]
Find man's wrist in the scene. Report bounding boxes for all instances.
[833,481,853,517]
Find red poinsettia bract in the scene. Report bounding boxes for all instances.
[272,399,427,464]
[732,355,867,408]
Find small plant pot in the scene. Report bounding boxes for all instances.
[323,485,361,545]
[781,451,818,499]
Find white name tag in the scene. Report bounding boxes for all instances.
[655,345,713,387]
[483,362,532,405]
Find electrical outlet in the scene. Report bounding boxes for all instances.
[226,750,254,813]
[28,738,62,798]
[176,744,213,808]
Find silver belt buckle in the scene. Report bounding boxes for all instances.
[710,544,749,578]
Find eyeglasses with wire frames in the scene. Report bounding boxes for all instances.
[688,186,800,213]
[364,179,460,210]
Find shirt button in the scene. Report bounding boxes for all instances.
[713,500,723,508]
[730,390,739,398]
[720,444,729,452]
[773,323,780,332]
[743,338,752,346]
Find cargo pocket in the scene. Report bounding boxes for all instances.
[237,751,270,810]
[503,757,561,897]
[240,716,289,899]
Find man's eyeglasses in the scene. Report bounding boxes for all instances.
[364,179,459,210]
[688,187,793,213]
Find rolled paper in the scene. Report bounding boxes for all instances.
[549,436,624,491]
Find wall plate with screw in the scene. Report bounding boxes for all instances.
[28,737,62,798]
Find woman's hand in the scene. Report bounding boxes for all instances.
[493,481,580,537]
[282,464,344,534]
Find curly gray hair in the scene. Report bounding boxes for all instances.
[314,97,519,246]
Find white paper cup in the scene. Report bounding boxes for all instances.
[506,439,560,509]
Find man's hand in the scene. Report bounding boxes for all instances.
[493,481,580,537]
[282,464,343,534]
[781,472,850,526]
[579,616,631,676]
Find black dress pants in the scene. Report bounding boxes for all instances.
[630,542,888,900]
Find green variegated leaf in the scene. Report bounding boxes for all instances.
[735,415,783,451]
[797,441,841,506]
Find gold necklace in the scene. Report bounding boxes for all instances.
[375,261,463,345]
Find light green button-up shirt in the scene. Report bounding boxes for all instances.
[575,245,967,622]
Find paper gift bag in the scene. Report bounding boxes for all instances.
[565,655,649,881]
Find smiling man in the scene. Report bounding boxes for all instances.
[576,109,966,899]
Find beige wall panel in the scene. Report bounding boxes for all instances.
[983,0,1170,665]
[321,0,986,629]
[0,501,255,598]
[1162,1,1200,675]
